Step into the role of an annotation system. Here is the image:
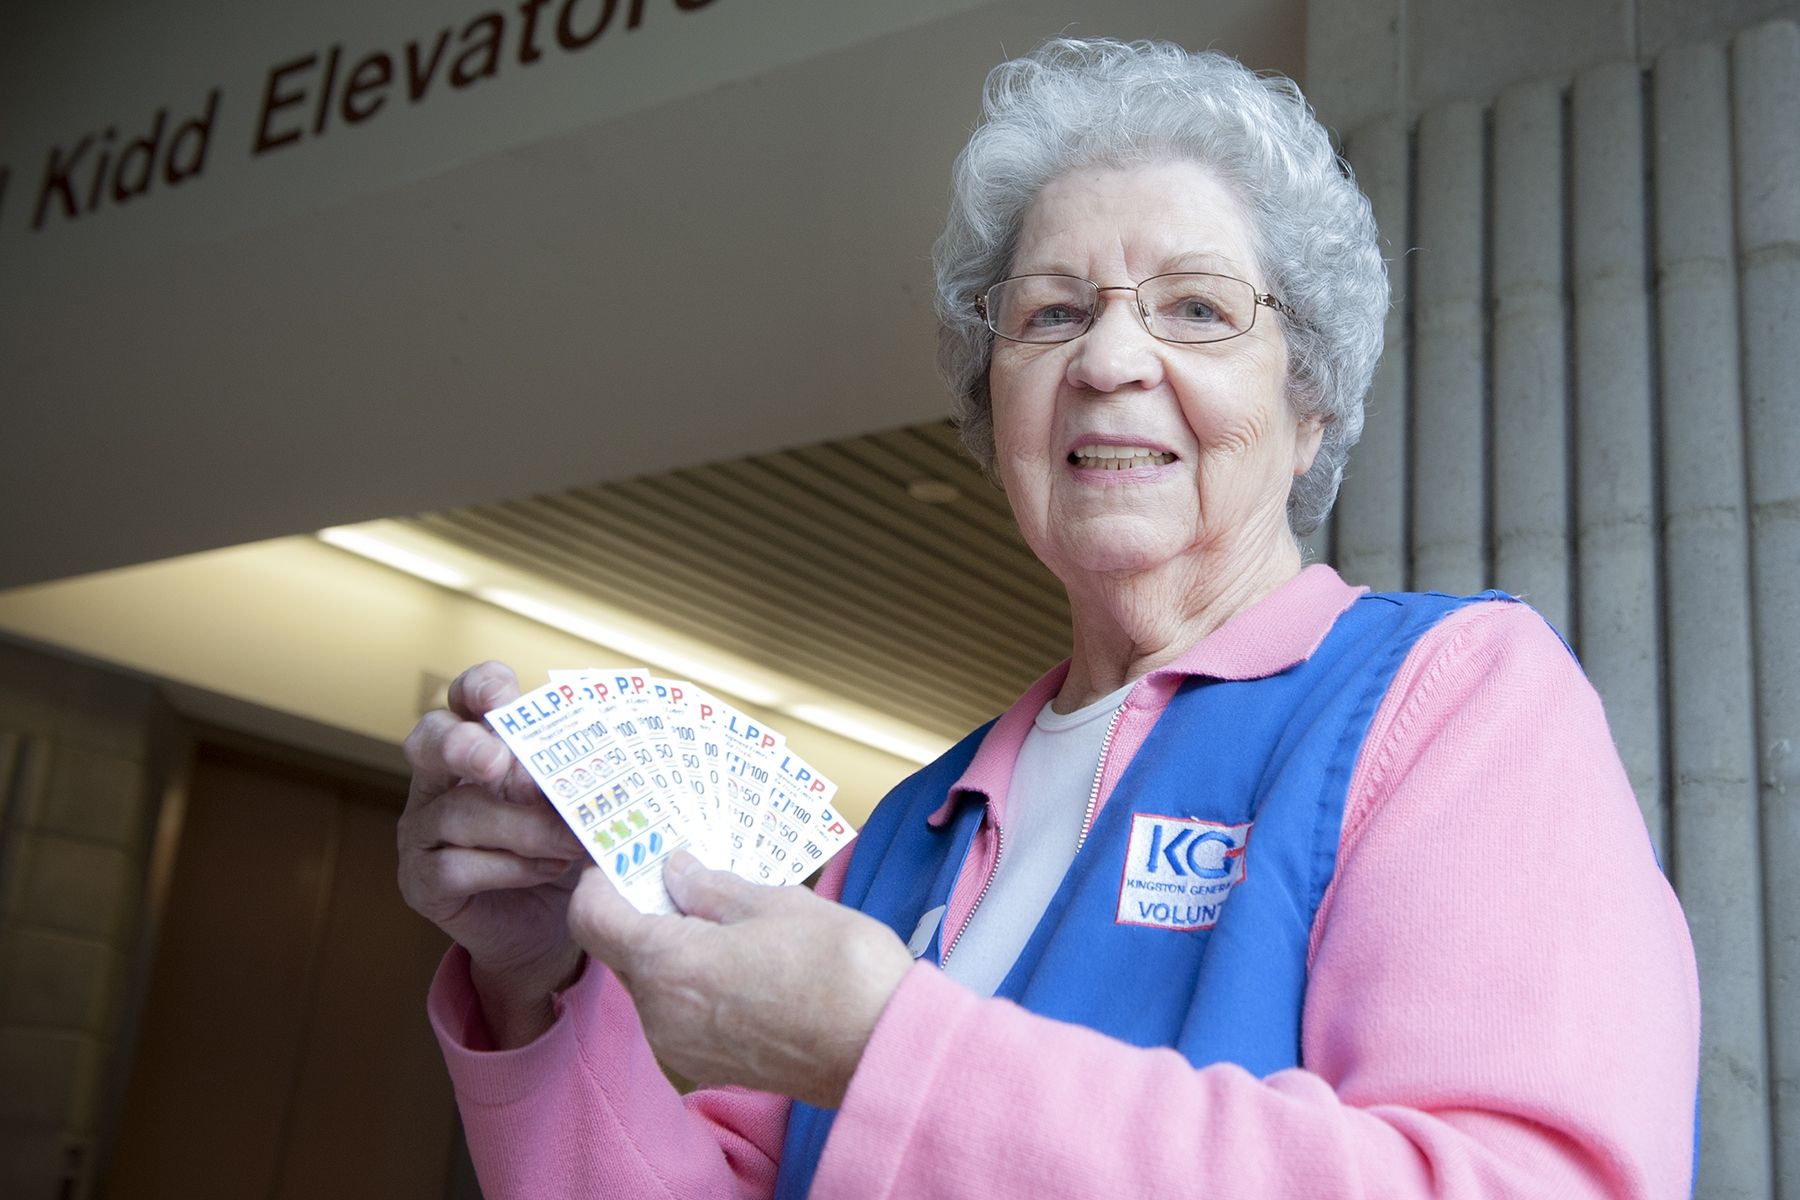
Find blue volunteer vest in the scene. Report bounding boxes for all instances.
[774,590,1508,1198]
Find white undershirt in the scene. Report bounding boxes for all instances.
[941,680,1135,996]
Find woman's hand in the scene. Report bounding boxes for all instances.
[569,851,914,1108]
[397,661,587,1046]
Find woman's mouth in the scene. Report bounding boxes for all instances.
[1068,444,1178,470]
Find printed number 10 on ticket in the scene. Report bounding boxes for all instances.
[483,669,856,914]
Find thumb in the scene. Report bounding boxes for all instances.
[567,865,650,968]
[662,850,768,924]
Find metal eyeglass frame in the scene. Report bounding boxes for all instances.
[973,272,1298,345]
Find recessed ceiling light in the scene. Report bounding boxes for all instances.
[906,478,960,504]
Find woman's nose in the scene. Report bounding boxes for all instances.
[1065,292,1166,394]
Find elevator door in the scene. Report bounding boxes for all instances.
[104,741,460,1199]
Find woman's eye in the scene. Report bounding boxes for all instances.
[1171,296,1221,322]
[1028,304,1089,328]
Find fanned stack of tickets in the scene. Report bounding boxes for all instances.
[484,667,856,914]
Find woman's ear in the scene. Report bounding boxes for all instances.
[1292,413,1326,478]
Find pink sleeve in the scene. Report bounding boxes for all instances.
[811,601,1700,1200]
[428,849,855,1199]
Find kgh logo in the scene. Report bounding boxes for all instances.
[1142,822,1246,879]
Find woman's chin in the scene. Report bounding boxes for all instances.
[1044,527,1195,580]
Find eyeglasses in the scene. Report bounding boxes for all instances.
[974,272,1296,345]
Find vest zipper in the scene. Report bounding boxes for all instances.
[944,686,1130,963]
[1076,702,1126,852]
[940,812,1003,965]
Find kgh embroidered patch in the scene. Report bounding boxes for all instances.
[1116,813,1253,930]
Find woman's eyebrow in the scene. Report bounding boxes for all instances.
[1003,251,1249,279]
[1161,249,1245,274]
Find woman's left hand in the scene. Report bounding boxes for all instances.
[567,851,914,1108]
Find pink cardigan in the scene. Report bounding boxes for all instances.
[429,568,1700,1198]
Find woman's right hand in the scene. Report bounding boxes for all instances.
[398,661,586,1047]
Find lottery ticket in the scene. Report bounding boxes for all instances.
[503,668,856,908]
[764,749,855,883]
[649,678,726,861]
[548,668,727,871]
[485,677,705,914]
[710,696,790,881]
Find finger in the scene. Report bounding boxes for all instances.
[425,783,584,860]
[498,755,555,808]
[399,845,572,915]
[445,720,516,786]
[661,851,769,924]
[403,709,513,794]
[401,708,467,794]
[448,661,521,722]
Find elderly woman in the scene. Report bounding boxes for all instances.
[399,39,1699,1199]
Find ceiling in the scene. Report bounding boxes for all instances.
[409,417,1069,738]
[0,0,1303,741]
[0,0,1303,589]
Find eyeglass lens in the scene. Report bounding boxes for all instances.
[982,273,1260,344]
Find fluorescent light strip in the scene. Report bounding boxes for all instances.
[318,526,472,589]
[320,525,947,764]
[478,587,783,707]
[784,703,948,766]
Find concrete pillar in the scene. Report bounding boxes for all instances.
[1302,0,1403,134]
[1410,101,1488,594]
[1333,116,1412,592]
[1300,512,1333,567]
[1306,2,1799,1192]
[1653,40,1774,1200]
[1733,19,1800,1199]
[1490,78,1573,634]
[1569,62,1667,854]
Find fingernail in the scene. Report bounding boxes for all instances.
[663,849,698,879]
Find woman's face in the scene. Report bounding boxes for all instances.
[989,160,1321,587]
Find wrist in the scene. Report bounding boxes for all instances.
[814,938,914,1107]
[468,944,585,1049]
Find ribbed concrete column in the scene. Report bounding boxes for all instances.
[1410,102,1487,594]
[1654,41,1773,1200]
[1490,79,1572,633]
[1733,20,1800,1199]
[1333,115,1411,592]
[1570,62,1666,853]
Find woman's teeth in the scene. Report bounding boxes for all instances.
[1069,446,1177,470]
